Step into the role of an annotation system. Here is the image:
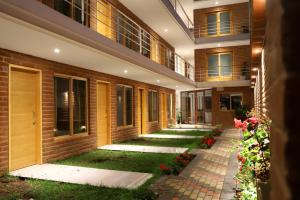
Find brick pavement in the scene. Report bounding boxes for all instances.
[151,129,240,200]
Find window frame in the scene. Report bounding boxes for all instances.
[205,10,232,37]
[116,84,134,128]
[207,52,233,78]
[148,90,158,122]
[54,74,89,138]
[219,93,243,111]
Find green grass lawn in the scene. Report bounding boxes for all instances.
[1,150,178,200]
[120,137,202,149]
[153,130,212,136]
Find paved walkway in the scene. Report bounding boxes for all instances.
[151,129,240,200]
[10,164,152,189]
[163,128,212,132]
[140,134,203,139]
[98,144,188,154]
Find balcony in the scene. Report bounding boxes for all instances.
[197,65,251,87]
[38,0,194,81]
[194,19,250,44]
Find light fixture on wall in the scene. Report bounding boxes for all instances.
[251,75,257,79]
[253,48,262,54]
[252,67,259,71]
[54,48,60,54]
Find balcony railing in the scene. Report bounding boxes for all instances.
[167,0,194,29]
[39,0,194,81]
[198,65,250,82]
[194,19,250,39]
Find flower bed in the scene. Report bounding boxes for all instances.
[200,135,216,149]
[234,114,271,200]
[159,152,196,175]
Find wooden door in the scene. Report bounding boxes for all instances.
[138,89,146,135]
[10,68,41,171]
[160,93,167,128]
[97,82,110,147]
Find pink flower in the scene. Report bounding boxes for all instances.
[247,117,259,125]
[234,118,248,131]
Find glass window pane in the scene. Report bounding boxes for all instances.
[220,94,230,110]
[208,54,219,76]
[207,14,217,35]
[231,95,242,110]
[54,0,71,18]
[117,86,124,126]
[220,53,232,76]
[54,77,70,136]
[153,92,158,121]
[220,12,231,34]
[125,87,133,125]
[74,0,83,23]
[73,79,87,134]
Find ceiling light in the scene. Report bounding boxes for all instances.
[164,28,168,33]
[251,86,255,88]
[176,86,179,88]
[251,82,255,84]
[54,48,60,54]
[251,75,256,79]
[252,67,258,71]
[217,43,221,47]
[124,69,128,74]
[157,79,160,83]
[253,48,262,54]
[215,1,219,5]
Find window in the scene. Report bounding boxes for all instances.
[54,76,87,137]
[220,94,242,110]
[117,85,133,126]
[207,11,231,36]
[207,52,232,77]
[148,91,158,122]
[54,0,85,24]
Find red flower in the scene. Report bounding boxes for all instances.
[247,117,259,125]
[234,118,248,131]
[159,164,169,171]
[207,138,215,146]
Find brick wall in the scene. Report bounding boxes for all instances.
[212,86,253,127]
[194,2,249,37]
[194,45,251,82]
[0,48,175,172]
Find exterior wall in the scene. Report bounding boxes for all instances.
[194,45,251,82]
[194,2,249,37]
[0,48,175,172]
[212,86,253,127]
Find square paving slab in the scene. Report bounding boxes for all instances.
[140,134,203,139]
[10,164,152,189]
[98,144,188,154]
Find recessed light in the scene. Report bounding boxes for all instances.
[54,48,60,54]
[215,1,219,5]
[164,28,168,33]
[217,43,221,47]
[251,75,256,79]
[176,86,179,88]
[157,79,160,83]
[124,69,128,74]
[252,67,258,71]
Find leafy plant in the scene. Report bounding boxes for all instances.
[234,105,251,121]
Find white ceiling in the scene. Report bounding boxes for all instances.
[119,0,196,65]
[181,0,249,22]
[0,13,195,90]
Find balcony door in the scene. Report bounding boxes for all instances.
[207,11,231,36]
[207,52,232,80]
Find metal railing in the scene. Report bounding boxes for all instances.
[194,19,250,38]
[40,0,194,81]
[198,65,250,82]
[167,0,194,29]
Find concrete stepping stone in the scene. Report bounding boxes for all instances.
[10,164,152,189]
[98,144,188,154]
[163,128,212,132]
[140,134,203,139]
